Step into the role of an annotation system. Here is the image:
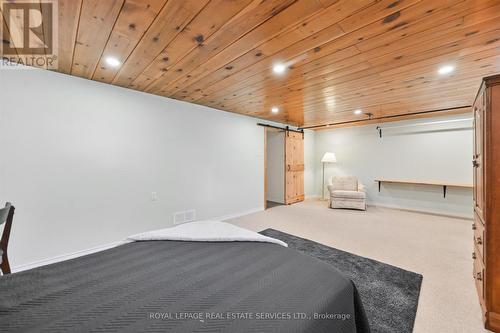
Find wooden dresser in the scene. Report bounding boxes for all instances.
[472,74,500,332]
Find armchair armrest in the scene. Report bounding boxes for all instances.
[358,183,366,192]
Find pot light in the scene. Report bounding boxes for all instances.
[354,109,363,115]
[438,65,455,75]
[271,107,279,114]
[272,63,287,74]
[105,57,121,68]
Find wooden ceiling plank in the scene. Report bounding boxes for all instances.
[40,0,56,69]
[129,0,256,91]
[32,0,48,69]
[180,42,361,103]
[202,0,496,105]
[194,0,463,105]
[91,0,168,83]
[338,44,499,93]
[0,6,22,64]
[332,59,499,104]
[212,18,500,110]
[235,85,479,121]
[158,0,421,97]
[226,64,495,118]
[71,0,125,78]
[56,0,82,74]
[248,81,483,123]
[280,66,498,112]
[236,45,500,111]
[122,0,296,90]
[356,0,500,51]
[172,0,376,101]
[1,0,47,68]
[144,0,351,96]
[271,96,474,125]
[261,82,481,115]
[0,2,15,49]
[111,0,227,87]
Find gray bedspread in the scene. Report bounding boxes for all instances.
[0,241,370,332]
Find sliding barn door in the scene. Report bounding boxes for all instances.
[285,131,304,204]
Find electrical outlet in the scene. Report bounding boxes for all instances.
[151,192,159,201]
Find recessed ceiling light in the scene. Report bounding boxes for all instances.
[354,109,363,115]
[271,107,279,114]
[438,65,455,75]
[272,63,287,74]
[105,57,121,68]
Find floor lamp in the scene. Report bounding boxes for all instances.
[321,152,337,200]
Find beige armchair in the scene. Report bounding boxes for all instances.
[327,176,366,211]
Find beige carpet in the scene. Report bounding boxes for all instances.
[228,199,489,333]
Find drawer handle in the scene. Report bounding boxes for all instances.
[472,252,476,260]
[472,223,477,230]
[477,272,482,281]
[476,237,482,245]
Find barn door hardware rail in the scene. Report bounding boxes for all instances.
[257,123,304,136]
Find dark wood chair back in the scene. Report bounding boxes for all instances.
[0,202,15,274]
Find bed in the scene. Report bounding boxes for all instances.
[0,222,370,332]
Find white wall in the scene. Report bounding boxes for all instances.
[0,67,269,268]
[266,131,284,203]
[313,114,474,218]
[1,66,472,269]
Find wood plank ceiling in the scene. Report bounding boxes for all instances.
[2,0,500,128]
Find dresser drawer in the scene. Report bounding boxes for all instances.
[473,215,485,261]
[473,250,486,314]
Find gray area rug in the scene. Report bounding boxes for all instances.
[259,229,423,333]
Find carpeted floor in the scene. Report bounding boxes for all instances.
[260,229,422,333]
[228,200,488,333]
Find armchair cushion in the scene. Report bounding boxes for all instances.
[331,176,358,191]
[330,190,366,200]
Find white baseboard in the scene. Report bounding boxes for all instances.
[11,207,264,273]
[11,241,124,273]
[369,203,473,220]
[215,206,265,221]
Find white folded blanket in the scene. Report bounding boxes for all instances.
[127,220,287,247]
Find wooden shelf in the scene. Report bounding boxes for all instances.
[374,179,473,198]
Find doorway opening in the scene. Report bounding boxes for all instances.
[265,128,285,209]
[263,126,305,209]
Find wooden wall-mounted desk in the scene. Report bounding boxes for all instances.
[374,179,473,198]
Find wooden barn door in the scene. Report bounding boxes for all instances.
[285,130,304,204]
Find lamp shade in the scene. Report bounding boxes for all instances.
[321,152,337,163]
